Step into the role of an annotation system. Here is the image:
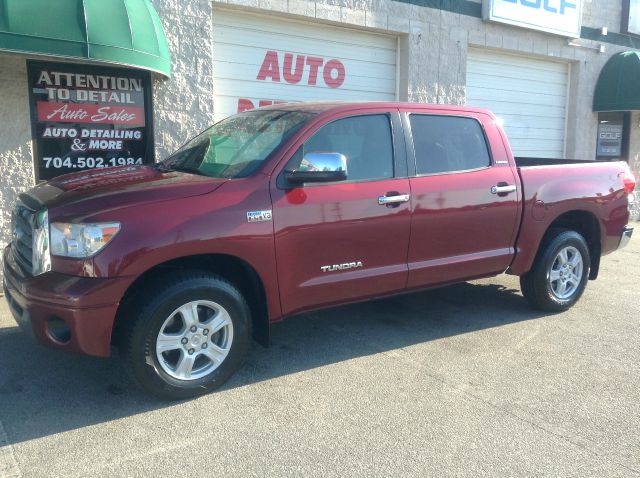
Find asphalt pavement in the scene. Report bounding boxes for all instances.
[1,235,639,477]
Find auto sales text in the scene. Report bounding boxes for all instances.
[41,128,143,140]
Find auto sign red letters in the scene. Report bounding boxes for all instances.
[256,51,346,88]
[238,50,347,113]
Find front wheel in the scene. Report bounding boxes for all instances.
[520,230,591,312]
[120,271,251,400]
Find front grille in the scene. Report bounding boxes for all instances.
[3,283,23,318]
[10,200,35,276]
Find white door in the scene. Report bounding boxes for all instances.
[466,48,568,158]
[212,9,398,122]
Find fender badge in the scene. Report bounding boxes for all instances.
[321,261,364,272]
[247,210,272,223]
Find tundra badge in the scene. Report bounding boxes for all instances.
[321,261,364,272]
[246,210,272,222]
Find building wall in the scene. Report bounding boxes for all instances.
[0,0,638,269]
[630,112,640,174]
[149,0,638,164]
[151,0,215,160]
[0,1,216,267]
[205,0,633,163]
[630,111,640,220]
[0,54,35,257]
[147,0,640,201]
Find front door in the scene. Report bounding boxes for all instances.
[404,111,520,288]
[271,111,411,316]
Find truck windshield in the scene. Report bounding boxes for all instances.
[159,109,314,178]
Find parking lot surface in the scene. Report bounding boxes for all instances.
[1,237,639,477]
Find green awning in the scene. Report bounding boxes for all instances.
[0,0,171,77]
[593,51,640,112]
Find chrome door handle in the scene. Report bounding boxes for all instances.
[491,185,517,194]
[378,193,410,205]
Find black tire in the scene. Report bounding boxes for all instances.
[520,229,591,312]
[120,270,251,400]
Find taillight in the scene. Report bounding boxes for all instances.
[621,171,636,195]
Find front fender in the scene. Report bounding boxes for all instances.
[90,177,282,319]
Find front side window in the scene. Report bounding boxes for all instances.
[288,114,394,182]
[410,115,491,175]
[161,109,314,178]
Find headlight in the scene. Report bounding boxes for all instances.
[32,209,51,275]
[50,222,121,258]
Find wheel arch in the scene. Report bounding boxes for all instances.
[112,253,270,348]
[539,210,601,280]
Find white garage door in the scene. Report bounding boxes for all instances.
[466,48,568,158]
[212,9,398,122]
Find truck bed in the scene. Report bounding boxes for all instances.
[510,157,632,278]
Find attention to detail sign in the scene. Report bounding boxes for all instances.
[27,61,153,181]
[484,0,584,38]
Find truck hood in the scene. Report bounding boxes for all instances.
[22,165,227,216]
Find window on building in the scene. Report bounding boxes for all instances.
[596,112,630,160]
[410,115,491,175]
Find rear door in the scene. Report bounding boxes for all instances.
[271,110,411,316]
[403,110,521,288]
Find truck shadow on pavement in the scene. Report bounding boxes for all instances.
[0,280,548,445]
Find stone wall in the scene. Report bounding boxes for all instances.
[583,0,622,31]
[151,0,215,160]
[0,54,35,258]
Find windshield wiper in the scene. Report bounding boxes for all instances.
[153,162,174,172]
[166,165,208,176]
[153,162,207,176]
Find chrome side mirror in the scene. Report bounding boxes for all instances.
[284,152,348,184]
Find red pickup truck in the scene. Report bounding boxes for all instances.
[3,102,635,399]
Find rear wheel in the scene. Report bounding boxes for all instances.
[520,230,590,312]
[120,271,251,400]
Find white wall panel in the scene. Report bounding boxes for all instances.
[467,48,568,158]
[212,9,398,121]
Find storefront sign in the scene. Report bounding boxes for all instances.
[213,10,398,121]
[596,122,624,157]
[483,0,584,37]
[235,50,348,114]
[27,61,153,181]
[622,0,640,36]
[256,51,346,88]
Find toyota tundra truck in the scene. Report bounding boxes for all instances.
[3,102,635,399]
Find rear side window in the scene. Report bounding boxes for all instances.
[296,114,394,182]
[409,115,491,175]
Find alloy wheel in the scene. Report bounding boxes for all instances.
[548,246,583,300]
[155,300,234,381]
